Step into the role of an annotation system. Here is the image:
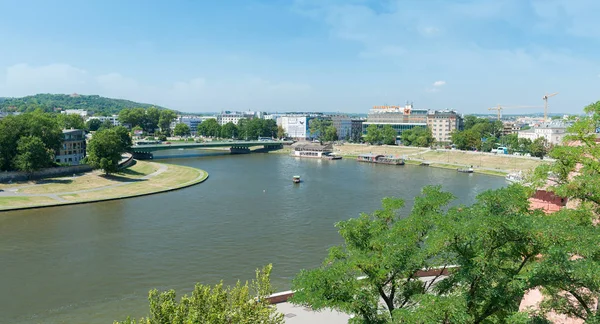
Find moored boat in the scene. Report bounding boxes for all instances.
[457,167,474,173]
[292,175,301,183]
[357,154,404,165]
[505,172,524,183]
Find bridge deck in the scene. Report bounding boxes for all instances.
[131,140,291,152]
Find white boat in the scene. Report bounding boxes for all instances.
[505,172,524,183]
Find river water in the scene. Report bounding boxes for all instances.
[0,152,506,323]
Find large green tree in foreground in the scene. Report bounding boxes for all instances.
[13,136,53,173]
[292,184,559,323]
[115,264,284,324]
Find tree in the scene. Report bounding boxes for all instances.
[13,136,53,173]
[198,118,221,138]
[113,126,133,150]
[276,125,286,139]
[292,186,455,323]
[221,122,238,139]
[528,137,547,158]
[381,125,397,145]
[86,128,128,175]
[144,107,161,133]
[309,118,332,142]
[481,136,497,152]
[323,125,338,142]
[364,124,382,145]
[528,101,600,321]
[400,126,434,147]
[173,123,191,137]
[86,118,103,132]
[57,113,85,130]
[99,120,114,131]
[115,264,284,324]
[350,126,363,143]
[451,129,481,150]
[158,110,177,136]
[0,112,62,171]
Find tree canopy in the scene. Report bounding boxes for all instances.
[0,94,168,115]
[173,123,191,137]
[115,264,284,324]
[309,118,332,142]
[86,127,131,174]
[364,124,383,145]
[400,126,433,147]
[0,111,63,171]
[13,136,53,173]
[56,113,85,130]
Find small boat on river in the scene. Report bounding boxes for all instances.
[357,154,404,165]
[457,167,474,173]
[505,172,524,183]
[293,175,301,183]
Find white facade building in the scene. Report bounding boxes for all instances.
[86,115,120,126]
[517,122,570,145]
[280,116,312,140]
[62,109,88,117]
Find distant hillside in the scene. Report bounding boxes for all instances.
[0,94,169,115]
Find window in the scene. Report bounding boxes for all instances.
[68,158,72,162]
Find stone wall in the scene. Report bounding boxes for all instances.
[0,164,93,183]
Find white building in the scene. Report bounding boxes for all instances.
[61,109,89,117]
[173,116,205,134]
[279,116,312,140]
[86,115,120,126]
[517,122,570,145]
[426,110,464,144]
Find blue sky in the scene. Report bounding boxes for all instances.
[0,0,598,114]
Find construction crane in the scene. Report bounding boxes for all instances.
[488,105,543,121]
[542,92,559,122]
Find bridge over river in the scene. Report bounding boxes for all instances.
[130,140,292,159]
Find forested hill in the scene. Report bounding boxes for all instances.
[0,94,169,115]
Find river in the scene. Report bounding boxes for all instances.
[0,152,506,323]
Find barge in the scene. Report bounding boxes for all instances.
[357,154,405,165]
[292,143,342,160]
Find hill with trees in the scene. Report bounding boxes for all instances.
[0,94,169,115]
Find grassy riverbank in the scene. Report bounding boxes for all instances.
[0,161,208,211]
[272,143,546,176]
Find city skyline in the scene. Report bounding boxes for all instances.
[0,0,598,114]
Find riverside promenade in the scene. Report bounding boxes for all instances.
[0,160,208,211]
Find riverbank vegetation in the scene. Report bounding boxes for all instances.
[290,101,600,322]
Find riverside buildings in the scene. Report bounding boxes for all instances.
[517,121,571,146]
[362,103,464,143]
[330,115,352,140]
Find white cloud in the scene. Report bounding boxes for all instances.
[433,80,446,87]
[0,64,312,112]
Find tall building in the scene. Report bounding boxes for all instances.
[330,115,352,140]
[362,103,428,139]
[426,110,464,144]
[350,118,365,142]
[174,116,205,134]
[55,129,86,165]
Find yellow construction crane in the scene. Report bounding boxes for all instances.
[542,92,559,122]
[488,105,543,121]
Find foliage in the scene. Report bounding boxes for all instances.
[309,118,332,142]
[400,126,434,147]
[292,186,455,323]
[56,113,85,130]
[323,125,338,142]
[86,128,129,174]
[528,137,547,158]
[380,125,396,145]
[452,116,503,150]
[0,94,167,115]
[0,111,63,171]
[450,129,481,151]
[173,123,191,137]
[99,120,114,131]
[221,122,238,139]
[86,118,103,132]
[276,125,286,139]
[14,136,53,173]
[158,110,177,136]
[529,101,600,321]
[237,118,277,140]
[364,124,382,144]
[119,107,166,133]
[350,126,363,143]
[113,126,133,150]
[114,265,284,324]
[197,118,221,137]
